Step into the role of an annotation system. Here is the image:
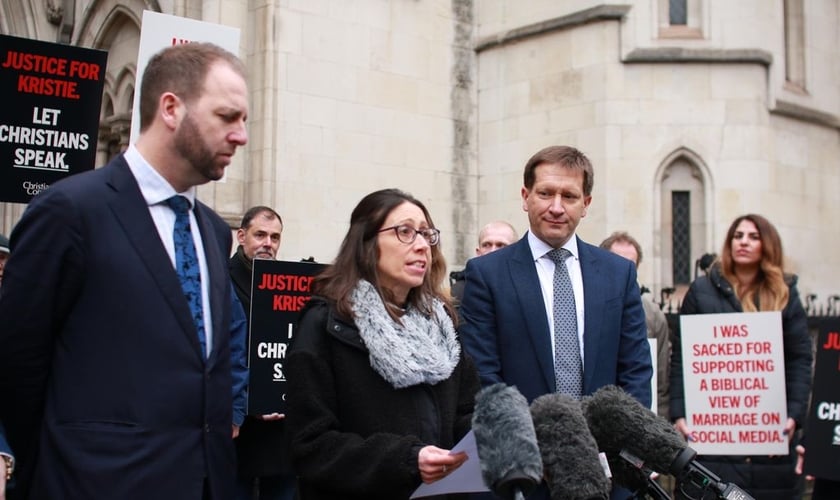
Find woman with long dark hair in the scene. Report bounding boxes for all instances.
[286,189,479,499]
[670,214,813,500]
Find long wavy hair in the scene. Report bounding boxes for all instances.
[719,214,789,312]
[313,188,453,322]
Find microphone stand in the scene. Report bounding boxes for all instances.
[618,450,673,500]
[640,477,672,500]
[673,463,755,500]
[492,470,538,500]
[670,448,755,500]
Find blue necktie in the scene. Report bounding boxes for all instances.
[548,248,582,398]
[166,195,206,358]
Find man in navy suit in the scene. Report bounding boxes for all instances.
[0,42,248,500]
[459,146,652,498]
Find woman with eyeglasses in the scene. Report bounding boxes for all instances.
[669,214,813,500]
[285,189,480,499]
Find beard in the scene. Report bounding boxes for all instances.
[174,112,225,182]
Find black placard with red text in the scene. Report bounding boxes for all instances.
[0,34,107,203]
[247,259,325,415]
[803,318,840,481]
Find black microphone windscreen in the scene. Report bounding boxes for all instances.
[472,384,543,499]
[581,385,687,474]
[530,393,611,500]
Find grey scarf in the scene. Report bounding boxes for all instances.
[350,280,460,389]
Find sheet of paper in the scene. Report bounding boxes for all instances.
[410,430,490,498]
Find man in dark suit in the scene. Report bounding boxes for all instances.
[0,42,249,500]
[459,145,652,498]
[229,206,296,500]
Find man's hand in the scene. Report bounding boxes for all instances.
[794,444,814,480]
[259,413,285,421]
[1,457,7,500]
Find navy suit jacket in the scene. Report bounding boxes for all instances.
[0,155,236,499]
[459,235,652,406]
[460,236,652,500]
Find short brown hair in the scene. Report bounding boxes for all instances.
[523,145,594,195]
[599,231,643,265]
[240,206,283,230]
[139,42,246,131]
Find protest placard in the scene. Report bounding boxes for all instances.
[680,311,788,455]
[803,318,840,480]
[247,259,325,414]
[0,35,106,203]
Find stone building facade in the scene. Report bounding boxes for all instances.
[2,0,838,303]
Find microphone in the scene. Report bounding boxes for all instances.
[581,385,686,474]
[472,383,543,500]
[581,385,755,500]
[529,393,611,500]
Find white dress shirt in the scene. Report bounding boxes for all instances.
[527,231,585,368]
[124,145,213,356]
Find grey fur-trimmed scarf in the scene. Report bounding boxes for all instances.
[350,280,460,389]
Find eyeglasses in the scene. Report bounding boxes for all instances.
[378,224,441,246]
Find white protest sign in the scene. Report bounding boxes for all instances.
[680,311,788,455]
[129,11,240,144]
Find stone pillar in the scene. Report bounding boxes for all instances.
[243,0,279,213]
[194,0,252,226]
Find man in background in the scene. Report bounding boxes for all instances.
[229,206,295,500]
[474,220,518,257]
[450,221,517,305]
[0,42,248,499]
[600,231,671,419]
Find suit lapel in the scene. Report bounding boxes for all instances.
[578,238,605,392]
[508,238,556,391]
[104,157,206,360]
[194,202,229,366]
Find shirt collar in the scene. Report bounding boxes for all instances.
[527,231,579,262]
[124,144,197,208]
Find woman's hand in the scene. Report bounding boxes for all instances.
[783,418,796,441]
[674,417,690,439]
[418,445,468,484]
[768,418,798,458]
